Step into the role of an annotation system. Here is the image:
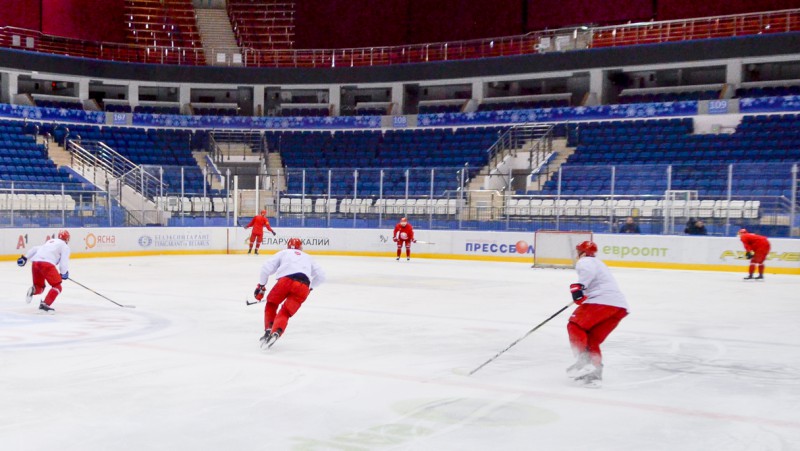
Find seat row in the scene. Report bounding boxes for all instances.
[505,198,760,219]
[278,198,462,215]
[0,193,77,211]
[155,196,230,213]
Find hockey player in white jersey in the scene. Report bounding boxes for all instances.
[566,240,629,388]
[253,237,326,349]
[17,230,72,312]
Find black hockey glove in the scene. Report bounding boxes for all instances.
[272,231,276,236]
[570,283,587,304]
[254,284,266,300]
[17,255,27,267]
[745,251,754,259]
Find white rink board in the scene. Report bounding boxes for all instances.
[0,227,798,274]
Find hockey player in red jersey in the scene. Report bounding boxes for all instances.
[245,209,276,255]
[17,230,71,312]
[739,229,771,280]
[392,217,416,261]
[254,238,326,349]
[566,241,629,388]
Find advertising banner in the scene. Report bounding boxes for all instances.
[1,227,798,274]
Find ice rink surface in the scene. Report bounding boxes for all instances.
[1,253,799,451]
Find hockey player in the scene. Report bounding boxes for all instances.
[17,230,71,312]
[739,229,771,280]
[392,217,416,261]
[566,240,629,388]
[254,237,326,349]
[245,209,276,255]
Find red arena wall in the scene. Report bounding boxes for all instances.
[41,0,126,43]
[0,0,42,30]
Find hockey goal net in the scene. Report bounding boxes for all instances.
[533,230,593,268]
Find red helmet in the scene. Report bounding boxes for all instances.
[287,238,302,250]
[400,217,407,225]
[57,230,70,243]
[576,240,597,257]
[260,209,267,216]
[738,228,748,235]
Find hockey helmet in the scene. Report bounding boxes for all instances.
[260,209,267,216]
[400,217,407,225]
[576,240,597,257]
[57,230,70,243]
[738,228,748,235]
[287,237,303,250]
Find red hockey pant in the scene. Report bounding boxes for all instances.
[748,246,770,275]
[249,233,263,249]
[396,240,412,258]
[567,303,628,366]
[31,261,63,306]
[264,277,310,334]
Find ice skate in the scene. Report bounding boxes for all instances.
[575,365,603,388]
[259,331,271,348]
[266,331,280,348]
[743,274,754,280]
[406,257,410,261]
[260,331,281,349]
[566,354,591,378]
[247,248,252,254]
[254,249,259,255]
[38,301,54,313]
[567,362,597,380]
[25,286,34,304]
[754,275,764,280]
[396,257,400,261]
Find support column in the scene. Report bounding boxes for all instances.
[128,84,139,108]
[472,80,485,102]
[2,72,18,104]
[78,79,90,102]
[589,69,604,105]
[253,85,265,116]
[179,85,191,114]
[726,59,743,86]
[390,82,403,115]
[329,86,341,116]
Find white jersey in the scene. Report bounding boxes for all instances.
[25,238,71,274]
[575,256,629,311]
[259,248,326,289]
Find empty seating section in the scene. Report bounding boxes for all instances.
[418,104,464,114]
[272,127,503,197]
[477,99,569,111]
[35,99,85,111]
[278,106,329,117]
[41,123,210,197]
[618,89,721,104]
[193,106,238,116]
[504,198,761,220]
[551,116,799,197]
[227,0,295,50]
[0,121,85,192]
[134,105,181,115]
[277,196,463,216]
[124,0,204,65]
[106,104,133,113]
[736,84,800,98]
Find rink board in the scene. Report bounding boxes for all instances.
[0,227,798,274]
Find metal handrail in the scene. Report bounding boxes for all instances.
[1,9,798,67]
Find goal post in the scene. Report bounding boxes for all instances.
[533,230,593,268]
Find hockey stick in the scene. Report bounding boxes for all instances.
[468,303,571,376]
[69,279,136,309]
[414,240,436,245]
[245,297,264,306]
